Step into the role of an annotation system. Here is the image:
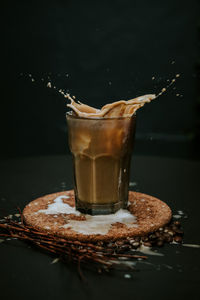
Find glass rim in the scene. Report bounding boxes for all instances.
[66,111,136,121]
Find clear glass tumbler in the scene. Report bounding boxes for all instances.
[66,112,136,215]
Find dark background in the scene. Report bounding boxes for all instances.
[1,2,200,299]
[2,0,200,158]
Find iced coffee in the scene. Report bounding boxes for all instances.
[66,94,155,215]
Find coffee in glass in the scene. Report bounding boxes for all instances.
[67,113,136,215]
[66,93,155,215]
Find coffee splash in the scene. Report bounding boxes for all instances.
[66,94,156,118]
[65,75,180,118]
[22,72,181,114]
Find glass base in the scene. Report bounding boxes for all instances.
[76,198,126,215]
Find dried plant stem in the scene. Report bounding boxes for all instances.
[0,211,184,275]
[0,217,146,273]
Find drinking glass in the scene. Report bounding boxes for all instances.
[66,112,136,215]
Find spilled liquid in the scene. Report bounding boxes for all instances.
[36,195,137,235]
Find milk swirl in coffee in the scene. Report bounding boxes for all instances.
[66,94,155,215]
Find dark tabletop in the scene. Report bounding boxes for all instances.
[0,155,200,300]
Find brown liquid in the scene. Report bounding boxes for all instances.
[67,114,136,214]
[73,154,131,204]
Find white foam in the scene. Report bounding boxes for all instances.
[62,209,137,235]
[36,195,137,235]
[137,245,164,256]
[182,244,200,249]
[129,182,137,187]
[51,258,59,264]
[110,260,136,268]
[124,274,131,279]
[173,214,181,219]
[37,195,80,216]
